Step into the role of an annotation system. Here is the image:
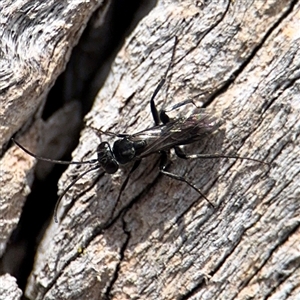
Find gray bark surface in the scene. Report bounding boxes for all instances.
[0,0,107,252]
[1,0,300,299]
[0,274,22,300]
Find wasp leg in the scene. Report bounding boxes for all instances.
[174,146,268,165]
[111,159,142,218]
[159,151,215,207]
[150,79,166,125]
[150,36,178,126]
[160,99,198,124]
[164,99,198,112]
[89,125,130,139]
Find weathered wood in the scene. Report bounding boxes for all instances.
[0,0,107,294]
[0,274,22,300]
[2,0,300,299]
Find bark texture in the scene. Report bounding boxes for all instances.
[1,0,300,299]
[0,274,22,300]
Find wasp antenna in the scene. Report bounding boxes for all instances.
[12,138,97,165]
[54,164,100,223]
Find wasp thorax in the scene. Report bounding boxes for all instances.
[113,138,136,164]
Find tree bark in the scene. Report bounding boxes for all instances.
[0,274,22,300]
[1,0,300,299]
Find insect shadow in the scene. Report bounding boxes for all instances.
[12,37,268,223]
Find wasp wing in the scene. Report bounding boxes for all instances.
[130,108,221,158]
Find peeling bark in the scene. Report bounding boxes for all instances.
[1,0,300,299]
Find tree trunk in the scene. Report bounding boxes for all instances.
[1,0,300,299]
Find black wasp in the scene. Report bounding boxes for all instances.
[12,37,267,222]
